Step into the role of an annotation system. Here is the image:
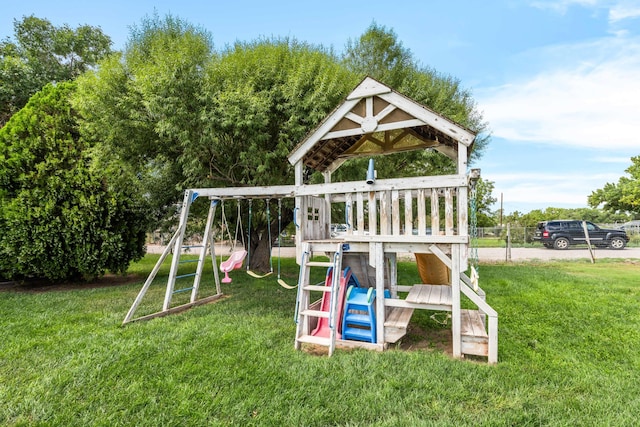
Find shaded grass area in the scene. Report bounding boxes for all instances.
[1,257,640,425]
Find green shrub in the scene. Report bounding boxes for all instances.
[0,83,151,281]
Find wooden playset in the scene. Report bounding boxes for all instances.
[123,77,498,363]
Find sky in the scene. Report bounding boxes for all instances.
[2,0,639,214]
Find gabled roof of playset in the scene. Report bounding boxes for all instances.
[288,76,477,173]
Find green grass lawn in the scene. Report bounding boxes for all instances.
[1,256,639,426]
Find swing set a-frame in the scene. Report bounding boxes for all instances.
[123,77,498,363]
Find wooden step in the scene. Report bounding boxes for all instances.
[384,307,414,344]
[460,309,489,356]
[306,261,334,268]
[296,334,331,346]
[406,285,452,307]
[384,307,414,329]
[303,285,331,292]
[300,309,330,319]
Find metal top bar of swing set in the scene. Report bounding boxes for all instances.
[189,174,469,200]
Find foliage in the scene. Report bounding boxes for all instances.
[1,258,639,425]
[474,178,498,227]
[589,155,640,217]
[0,82,150,281]
[0,15,111,126]
[75,13,213,231]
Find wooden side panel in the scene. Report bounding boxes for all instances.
[380,191,391,235]
[392,190,400,235]
[431,188,440,234]
[368,191,377,236]
[417,189,426,236]
[345,193,354,235]
[357,192,365,235]
[445,188,454,235]
[404,190,413,236]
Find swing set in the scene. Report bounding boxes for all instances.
[218,198,294,288]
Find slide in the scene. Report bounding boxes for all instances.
[311,267,358,339]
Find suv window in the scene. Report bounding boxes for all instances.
[546,222,562,231]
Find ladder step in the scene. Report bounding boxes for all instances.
[343,327,375,342]
[173,287,194,294]
[301,309,330,319]
[344,313,373,326]
[306,261,333,268]
[296,335,331,346]
[179,259,199,264]
[303,285,332,292]
[175,273,197,279]
[182,245,204,249]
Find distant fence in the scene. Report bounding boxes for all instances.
[478,223,639,246]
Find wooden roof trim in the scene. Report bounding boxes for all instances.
[288,97,360,165]
[346,77,392,100]
[377,92,475,145]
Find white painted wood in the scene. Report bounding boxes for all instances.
[345,193,354,235]
[345,112,364,124]
[356,192,364,235]
[457,141,468,174]
[380,191,391,235]
[451,244,461,359]
[191,200,218,303]
[488,316,498,364]
[404,190,413,236]
[123,229,181,324]
[389,252,398,298]
[190,174,467,199]
[374,103,397,122]
[346,235,468,244]
[287,97,361,165]
[365,96,374,118]
[392,190,400,235]
[321,119,426,141]
[377,91,475,145]
[368,191,377,236]
[431,188,440,234]
[417,189,426,235]
[445,188,454,235]
[375,242,385,345]
[164,190,193,311]
[346,77,392,100]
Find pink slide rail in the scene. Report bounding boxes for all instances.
[311,267,352,339]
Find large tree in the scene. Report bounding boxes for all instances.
[193,39,358,269]
[0,82,150,281]
[589,156,640,217]
[75,14,213,231]
[0,15,111,126]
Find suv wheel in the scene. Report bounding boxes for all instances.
[553,237,570,250]
[609,237,626,250]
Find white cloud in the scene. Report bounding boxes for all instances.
[478,35,640,150]
[609,1,640,22]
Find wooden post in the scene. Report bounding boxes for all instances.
[451,244,461,358]
[506,224,512,262]
[582,221,596,263]
[375,242,385,346]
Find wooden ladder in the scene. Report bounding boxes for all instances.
[294,242,344,356]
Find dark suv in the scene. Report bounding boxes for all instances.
[534,220,629,250]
